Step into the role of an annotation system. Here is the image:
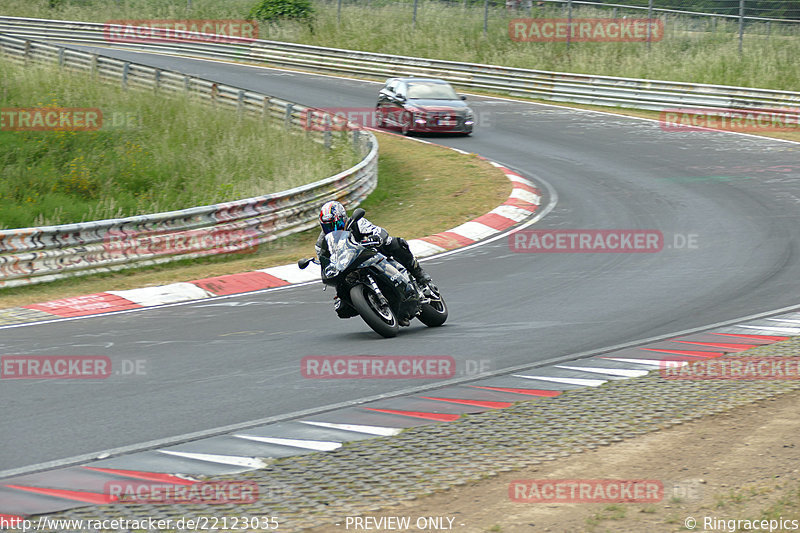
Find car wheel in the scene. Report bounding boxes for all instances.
[376,108,385,128]
[401,112,412,136]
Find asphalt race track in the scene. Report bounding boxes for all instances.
[1,47,798,472]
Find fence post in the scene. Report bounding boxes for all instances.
[646,0,653,50]
[566,0,572,51]
[483,0,489,36]
[413,0,419,30]
[337,0,342,24]
[738,0,744,54]
[122,61,130,89]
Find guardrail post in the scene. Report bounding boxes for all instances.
[285,104,294,129]
[352,129,361,153]
[154,69,161,92]
[261,96,271,124]
[57,47,65,68]
[90,53,98,77]
[122,61,130,89]
[766,20,770,39]
[184,75,190,94]
[237,90,245,117]
[23,40,31,66]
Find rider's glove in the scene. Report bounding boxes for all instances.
[361,235,384,247]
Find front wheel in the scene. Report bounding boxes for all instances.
[418,291,448,327]
[350,284,399,338]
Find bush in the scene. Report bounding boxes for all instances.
[249,0,314,24]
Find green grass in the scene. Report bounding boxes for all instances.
[0,57,358,229]
[3,0,799,90]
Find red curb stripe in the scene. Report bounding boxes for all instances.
[23,293,141,317]
[419,396,513,409]
[471,212,518,231]
[363,408,460,422]
[512,182,540,195]
[190,271,289,296]
[81,467,195,485]
[420,231,475,250]
[468,385,561,397]
[503,198,539,212]
[4,485,117,504]
[712,333,791,343]
[642,348,724,358]
[675,341,757,352]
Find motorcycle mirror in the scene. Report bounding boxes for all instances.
[298,258,312,269]
[346,208,365,230]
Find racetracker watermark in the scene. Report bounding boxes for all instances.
[105,480,258,504]
[509,18,663,42]
[104,20,258,44]
[301,355,456,379]
[103,228,260,257]
[660,107,800,133]
[1,108,101,131]
[661,357,800,381]
[300,108,485,131]
[1,356,146,379]
[510,479,664,503]
[510,230,665,253]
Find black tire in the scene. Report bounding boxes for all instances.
[400,112,412,135]
[418,292,448,327]
[350,284,399,338]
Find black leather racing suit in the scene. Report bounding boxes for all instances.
[315,217,425,318]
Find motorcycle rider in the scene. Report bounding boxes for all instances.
[315,200,432,322]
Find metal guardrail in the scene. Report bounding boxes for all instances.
[0,33,378,288]
[0,16,799,113]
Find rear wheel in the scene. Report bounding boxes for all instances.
[350,284,399,338]
[418,290,448,327]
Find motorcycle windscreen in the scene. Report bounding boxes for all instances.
[323,230,359,278]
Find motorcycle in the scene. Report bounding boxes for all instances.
[297,208,448,338]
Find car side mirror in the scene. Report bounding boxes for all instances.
[298,258,312,269]
[396,94,406,102]
[460,95,467,100]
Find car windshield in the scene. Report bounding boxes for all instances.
[406,82,459,100]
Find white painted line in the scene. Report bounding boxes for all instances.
[512,374,607,387]
[407,239,447,258]
[108,283,214,306]
[739,325,800,335]
[555,365,649,378]
[158,450,268,469]
[490,205,534,222]
[509,188,541,205]
[767,318,800,325]
[446,221,498,241]
[299,420,402,436]
[258,263,320,284]
[601,357,687,368]
[233,434,341,451]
